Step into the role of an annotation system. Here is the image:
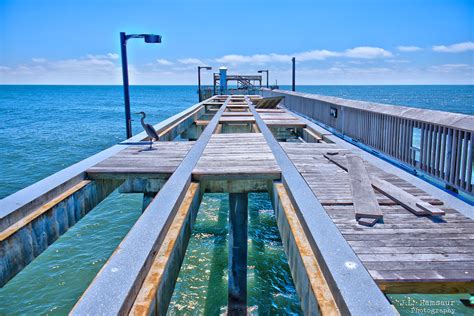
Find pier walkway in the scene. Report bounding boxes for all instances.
[1,94,473,315]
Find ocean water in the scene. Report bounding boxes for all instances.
[0,85,473,315]
[283,85,473,115]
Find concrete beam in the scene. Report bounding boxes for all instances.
[247,96,395,315]
[71,97,230,315]
[129,183,201,315]
[0,179,121,287]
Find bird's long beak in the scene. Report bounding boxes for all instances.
[134,112,141,114]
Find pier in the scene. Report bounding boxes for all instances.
[1,92,473,315]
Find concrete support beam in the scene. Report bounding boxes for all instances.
[71,97,230,315]
[228,193,248,315]
[272,183,339,315]
[129,183,201,315]
[0,179,121,287]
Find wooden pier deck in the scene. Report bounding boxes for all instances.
[2,94,473,315]
[282,142,474,293]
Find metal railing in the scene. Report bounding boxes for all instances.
[261,89,474,195]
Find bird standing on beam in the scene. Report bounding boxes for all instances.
[135,112,159,150]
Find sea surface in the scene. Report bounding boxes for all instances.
[0,85,473,315]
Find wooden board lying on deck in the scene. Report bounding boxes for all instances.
[346,154,383,221]
[280,142,474,293]
[193,133,281,180]
[86,142,194,179]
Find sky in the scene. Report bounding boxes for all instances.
[0,0,473,85]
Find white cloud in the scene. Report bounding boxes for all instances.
[343,47,392,58]
[0,53,122,84]
[156,58,173,65]
[32,58,47,63]
[178,58,204,65]
[397,46,422,52]
[84,53,119,60]
[428,63,473,72]
[215,46,393,64]
[385,59,410,63]
[432,41,474,53]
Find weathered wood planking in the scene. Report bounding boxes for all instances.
[255,108,285,113]
[345,154,383,221]
[86,142,194,179]
[324,153,445,216]
[221,112,253,116]
[280,142,474,292]
[193,133,281,180]
[219,116,256,123]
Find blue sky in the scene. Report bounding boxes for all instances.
[0,0,473,84]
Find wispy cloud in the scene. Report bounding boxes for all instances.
[428,63,473,72]
[156,58,173,65]
[85,53,119,60]
[397,46,422,52]
[178,58,205,65]
[32,58,47,63]
[215,46,393,64]
[432,41,474,53]
[0,53,122,84]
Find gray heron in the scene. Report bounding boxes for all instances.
[135,111,159,150]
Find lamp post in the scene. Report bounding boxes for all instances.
[292,57,296,91]
[257,70,269,88]
[120,32,162,139]
[198,66,212,102]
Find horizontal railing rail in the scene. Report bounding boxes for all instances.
[261,89,474,195]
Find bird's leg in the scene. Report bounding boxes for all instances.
[149,139,153,150]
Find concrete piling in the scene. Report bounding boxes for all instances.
[228,193,248,315]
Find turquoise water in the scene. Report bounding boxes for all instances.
[0,85,473,315]
[168,193,301,315]
[0,191,143,314]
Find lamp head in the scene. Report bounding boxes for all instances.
[143,34,162,43]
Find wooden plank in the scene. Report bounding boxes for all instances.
[219,116,255,123]
[378,281,474,294]
[263,120,306,127]
[346,154,383,221]
[221,112,252,116]
[324,154,445,217]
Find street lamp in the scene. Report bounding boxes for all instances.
[120,32,162,139]
[292,57,296,91]
[258,70,269,88]
[198,66,212,102]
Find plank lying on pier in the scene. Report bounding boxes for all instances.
[193,133,281,180]
[324,153,445,216]
[86,142,194,179]
[282,143,442,205]
[345,154,383,224]
[280,142,474,293]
